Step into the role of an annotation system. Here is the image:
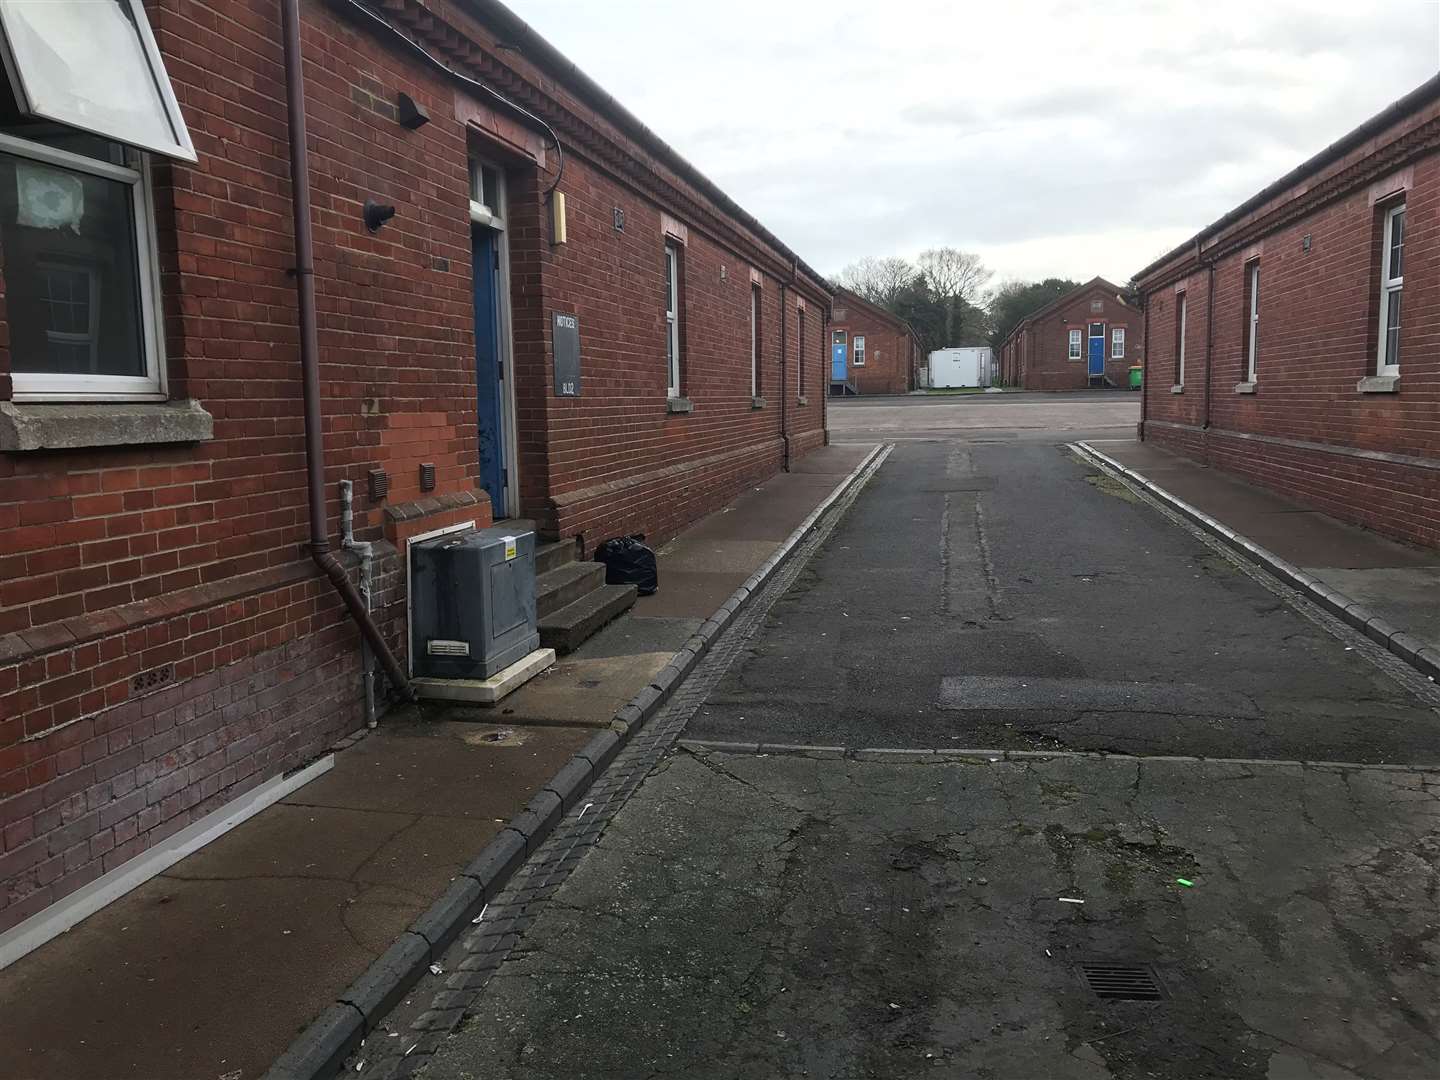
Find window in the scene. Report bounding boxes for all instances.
[797,305,806,397]
[1111,327,1126,359]
[665,244,681,396]
[469,159,504,226]
[1244,262,1260,382]
[853,334,866,366]
[750,285,762,395]
[1377,202,1404,375]
[1175,293,1187,386]
[1068,329,1082,360]
[1,132,163,400]
[0,0,195,162]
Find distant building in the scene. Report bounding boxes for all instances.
[997,278,1143,390]
[829,289,921,396]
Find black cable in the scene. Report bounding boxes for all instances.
[337,0,565,197]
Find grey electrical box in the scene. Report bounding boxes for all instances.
[410,527,539,679]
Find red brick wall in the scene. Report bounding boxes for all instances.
[1139,108,1440,550]
[0,0,828,933]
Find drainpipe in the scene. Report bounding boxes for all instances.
[1202,260,1216,436]
[339,480,378,727]
[1139,295,1149,439]
[779,275,791,472]
[282,0,413,701]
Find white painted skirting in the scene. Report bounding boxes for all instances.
[0,754,334,971]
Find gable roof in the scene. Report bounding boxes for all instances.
[832,288,918,340]
[997,277,1138,351]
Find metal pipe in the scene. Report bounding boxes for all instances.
[1139,293,1149,439]
[1202,261,1216,434]
[282,0,414,701]
[779,279,790,472]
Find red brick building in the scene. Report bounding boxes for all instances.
[1135,75,1440,551]
[0,0,831,943]
[997,277,1143,390]
[828,288,919,396]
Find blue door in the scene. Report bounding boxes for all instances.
[831,333,848,382]
[472,225,506,516]
[1087,322,1105,377]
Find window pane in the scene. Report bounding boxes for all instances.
[665,249,675,314]
[1385,289,1401,368]
[1389,209,1405,280]
[0,0,193,159]
[0,151,144,376]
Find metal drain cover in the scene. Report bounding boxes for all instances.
[1078,962,1165,1001]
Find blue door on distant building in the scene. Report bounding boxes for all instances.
[831,330,848,382]
[473,224,506,515]
[1087,322,1106,377]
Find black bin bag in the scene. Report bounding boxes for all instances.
[594,534,658,595]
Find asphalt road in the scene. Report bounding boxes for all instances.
[422,394,1440,1080]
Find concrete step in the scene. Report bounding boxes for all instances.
[536,559,606,619]
[535,537,578,577]
[539,583,637,654]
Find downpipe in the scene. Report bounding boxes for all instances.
[779,278,791,472]
[282,0,414,703]
[340,480,378,727]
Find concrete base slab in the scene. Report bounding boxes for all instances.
[436,651,675,728]
[412,648,556,705]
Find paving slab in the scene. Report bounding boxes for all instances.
[0,720,591,1080]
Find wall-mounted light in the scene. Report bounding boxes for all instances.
[396,92,429,130]
[364,198,396,232]
[551,191,567,246]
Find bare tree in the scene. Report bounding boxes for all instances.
[833,256,917,309]
[917,248,992,345]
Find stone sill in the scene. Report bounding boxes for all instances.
[1357,374,1400,394]
[797,396,809,406]
[1,399,213,452]
[1235,381,1257,395]
[666,396,694,415]
[1170,385,1184,394]
[751,396,766,410]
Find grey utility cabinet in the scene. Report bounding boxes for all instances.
[410,527,539,679]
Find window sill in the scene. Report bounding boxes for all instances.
[1170,385,1184,394]
[751,396,766,410]
[797,396,808,406]
[666,396,694,415]
[1235,381,1257,395]
[0,399,213,452]
[1357,374,1400,394]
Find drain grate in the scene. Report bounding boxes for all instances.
[1078,962,1165,1001]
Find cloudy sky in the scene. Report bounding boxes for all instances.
[509,0,1437,289]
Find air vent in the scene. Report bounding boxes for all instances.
[427,639,470,658]
[368,468,389,501]
[1078,962,1165,1001]
[131,663,175,697]
[419,462,436,491]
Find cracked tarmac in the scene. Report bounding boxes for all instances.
[421,406,1440,1079]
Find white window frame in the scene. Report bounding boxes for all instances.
[750,284,761,395]
[1068,328,1082,360]
[0,0,196,162]
[797,302,806,398]
[1176,293,1187,386]
[469,158,506,230]
[1111,327,1125,359]
[665,243,681,397]
[1246,261,1260,382]
[853,334,866,366]
[2,131,166,402]
[1377,202,1404,376]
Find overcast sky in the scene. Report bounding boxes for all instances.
[509,1,1437,289]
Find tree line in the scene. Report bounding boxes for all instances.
[832,249,1081,356]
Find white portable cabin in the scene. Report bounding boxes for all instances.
[927,347,993,388]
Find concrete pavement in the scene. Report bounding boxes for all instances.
[1092,438,1440,663]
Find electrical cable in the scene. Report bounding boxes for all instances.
[337,0,565,197]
